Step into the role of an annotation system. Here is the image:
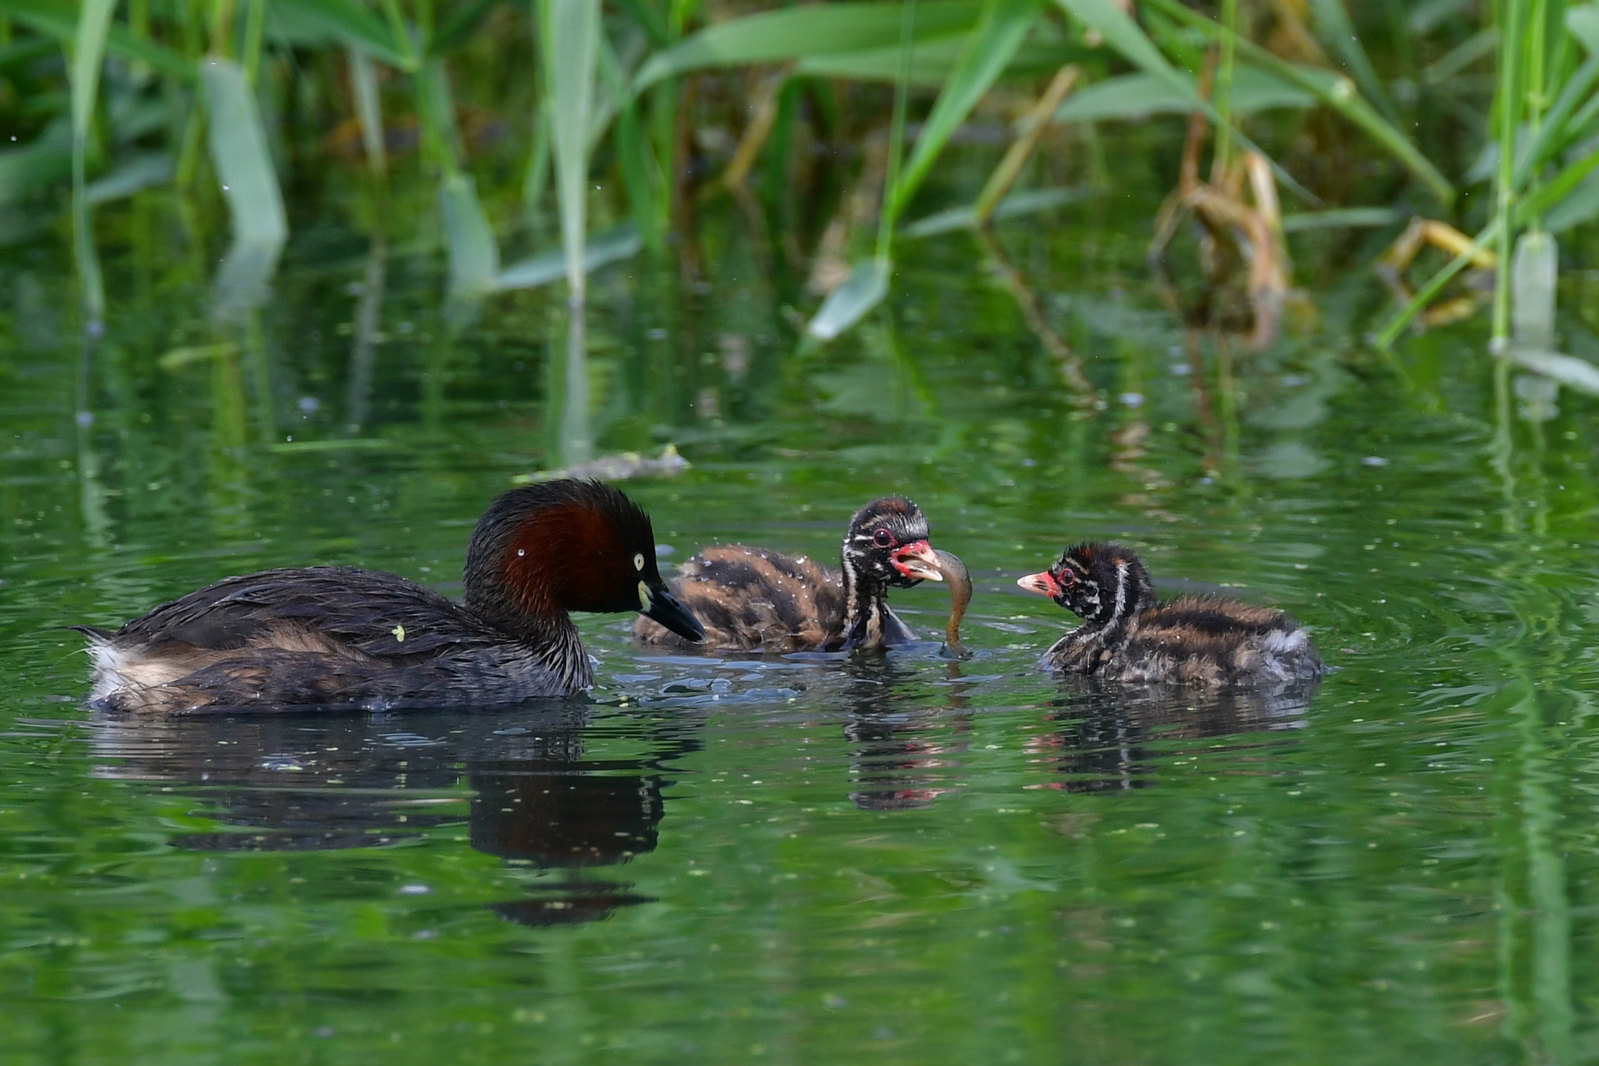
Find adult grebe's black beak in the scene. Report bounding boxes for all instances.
[639,580,706,643]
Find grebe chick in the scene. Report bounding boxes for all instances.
[633,496,948,652]
[1016,541,1324,686]
[76,479,705,713]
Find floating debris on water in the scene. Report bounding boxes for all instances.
[514,444,689,484]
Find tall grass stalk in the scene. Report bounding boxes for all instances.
[884,0,1036,227]
[69,0,114,326]
[348,48,387,177]
[241,0,265,83]
[1492,0,1528,345]
[877,0,917,262]
[1214,0,1237,174]
[804,0,920,341]
[538,0,601,309]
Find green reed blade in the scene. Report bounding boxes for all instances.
[876,0,916,263]
[414,56,466,175]
[632,0,983,92]
[348,47,387,176]
[538,0,601,304]
[1213,0,1238,170]
[1544,167,1599,231]
[200,56,286,245]
[1306,0,1400,125]
[523,99,554,223]
[1052,0,1187,96]
[886,0,1038,225]
[275,0,415,69]
[807,257,891,340]
[902,187,1090,238]
[1521,142,1599,222]
[495,224,642,290]
[433,0,501,55]
[1278,206,1405,232]
[794,33,1084,85]
[83,151,173,205]
[4,0,192,80]
[1573,4,1599,54]
[611,0,670,47]
[598,23,658,246]
[69,0,113,324]
[1423,26,1498,84]
[613,99,661,250]
[440,171,499,296]
[1055,66,1315,122]
[1513,56,1599,191]
[1491,0,1526,344]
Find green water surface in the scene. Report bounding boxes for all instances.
[1,202,1595,1065]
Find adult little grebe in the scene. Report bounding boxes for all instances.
[76,479,706,713]
[632,496,950,652]
[1016,541,1324,685]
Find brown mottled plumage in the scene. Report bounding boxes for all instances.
[1017,541,1325,686]
[75,479,705,714]
[633,497,950,652]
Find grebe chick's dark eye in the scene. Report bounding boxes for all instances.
[1016,540,1326,687]
[73,478,705,714]
[632,495,953,654]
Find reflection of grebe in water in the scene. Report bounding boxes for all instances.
[833,659,977,811]
[89,707,697,926]
[1024,678,1317,793]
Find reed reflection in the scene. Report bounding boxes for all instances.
[88,706,695,926]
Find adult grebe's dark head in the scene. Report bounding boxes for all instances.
[464,479,704,642]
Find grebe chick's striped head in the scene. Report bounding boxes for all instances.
[842,496,943,590]
[1016,541,1155,625]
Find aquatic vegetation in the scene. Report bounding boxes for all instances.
[2,0,1597,387]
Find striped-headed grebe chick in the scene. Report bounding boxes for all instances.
[633,496,952,652]
[76,479,705,714]
[1016,541,1325,685]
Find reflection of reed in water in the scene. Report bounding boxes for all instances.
[88,707,694,926]
[1027,677,1320,793]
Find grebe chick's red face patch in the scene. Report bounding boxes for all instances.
[890,540,943,582]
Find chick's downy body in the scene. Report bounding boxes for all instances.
[1018,541,1325,686]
